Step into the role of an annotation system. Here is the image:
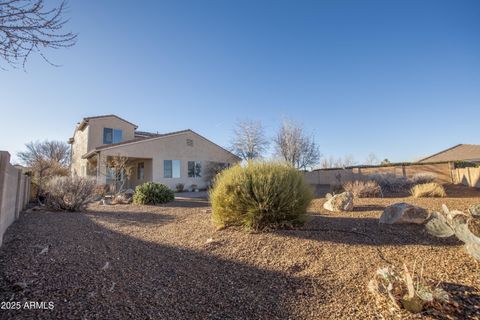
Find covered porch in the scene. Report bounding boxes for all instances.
[86,153,153,191]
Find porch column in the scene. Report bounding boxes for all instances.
[96,153,107,185]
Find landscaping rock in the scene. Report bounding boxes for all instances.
[469,204,480,217]
[379,203,429,224]
[323,192,354,212]
[112,190,134,204]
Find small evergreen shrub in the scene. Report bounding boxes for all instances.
[410,182,446,198]
[45,176,97,211]
[343,180,382,198]
[133,182,174,205]
[210,162,313,231]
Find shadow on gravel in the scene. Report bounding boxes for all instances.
[274,214,461,247]
[352,205,385,212]
[0,211,317,319]
[164,199,210,208]
[86,210,176,227]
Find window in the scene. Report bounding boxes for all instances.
[164,160,180,178]
[137,162,145,180]
[188,161,201,178]
[103,128,123,144]
[186,139,194,147]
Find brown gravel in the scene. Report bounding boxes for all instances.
[0,186,479,319]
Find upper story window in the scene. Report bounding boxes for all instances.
[186,139,194,147]
[164,160,180,178]
[103,128,123,144]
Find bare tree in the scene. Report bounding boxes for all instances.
[17,140,70,199]
[101,155,134,194]
[274,119,320,170]
[365,153,379,165]
[320,154,357,168]
[321,156,342,169]
[230,119,269,160]
[342,154,356,167]
[0,0,77,68]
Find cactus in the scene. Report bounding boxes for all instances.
[425,205,480,261]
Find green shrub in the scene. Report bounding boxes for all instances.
[210,162,313,231]
[133,182,174,205]
[410,182,446,198]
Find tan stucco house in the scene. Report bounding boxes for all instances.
[69,115,240,190]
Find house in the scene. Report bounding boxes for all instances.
[68,115,241,190]
[417,144,480,163]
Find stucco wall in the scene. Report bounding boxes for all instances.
[452,167,480,188]
[71,125,89,176]
[87,117,136,151]
[99,131,239,189]
[0,152,31,246]
[304,162,453,186]
[70,116,136,177]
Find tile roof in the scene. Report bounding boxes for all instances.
[418,144,480,163]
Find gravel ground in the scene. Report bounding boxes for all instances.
[0,186,479,319]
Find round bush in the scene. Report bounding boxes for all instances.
[210,162,313,231]
[133,182,175,205]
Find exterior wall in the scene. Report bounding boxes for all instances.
[71,125,89,176]
[87,117,136,151]
[452,167,480,188]
[70,116,136,177]
[0,152,31,247]
[304,162,453,186]
[129,159,153,188]
[98,131,240,189]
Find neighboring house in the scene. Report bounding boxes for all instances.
[69,115,240,190]
[417,144,480,163]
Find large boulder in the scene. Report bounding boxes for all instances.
[323,192,354,212]
[379,203,428,224]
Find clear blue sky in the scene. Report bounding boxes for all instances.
[1,0,479,164]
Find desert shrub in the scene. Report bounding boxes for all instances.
[410,182,446,198]
[175,183,184,192]
[343,180,382,198]
[369,173,412,193]
[45,176,97,211]
[210,162,313,231]
[368,264,450,315]
[411,172,436,185]
[133,182,174,205]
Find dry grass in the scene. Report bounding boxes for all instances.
[0,185,479,319]
[411,182,447,198]
[343,180,382,198]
